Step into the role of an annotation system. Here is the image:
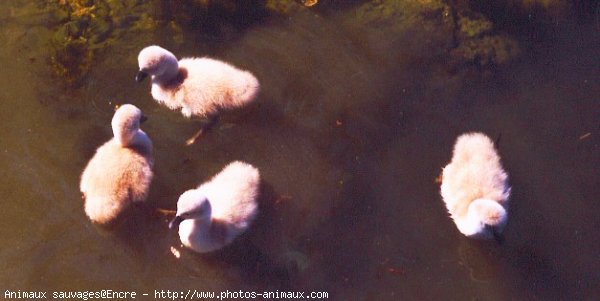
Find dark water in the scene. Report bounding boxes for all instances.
[0,1,598,300]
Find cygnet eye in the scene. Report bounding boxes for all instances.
[193,207,206,216]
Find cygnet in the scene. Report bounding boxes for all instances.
[136,45,260,145]
[169,161,260,253]
[440,132,511,240]
[80,104,153,227]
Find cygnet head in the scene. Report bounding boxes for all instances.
[465,198,508,240]
[136,45,179,83]
[169,190,212,230]
[112,104,145,147]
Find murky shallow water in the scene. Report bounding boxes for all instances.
[0,1,598,300]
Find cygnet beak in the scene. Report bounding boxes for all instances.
[135,70,148,82]
[488,225,505,244]
[169,216,184,230]
[140,115,148,123]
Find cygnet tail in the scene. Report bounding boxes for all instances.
[84,196,127,226]
[217,161,260,230]
[228,71,260,109]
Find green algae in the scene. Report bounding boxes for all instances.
[44,0,159,86]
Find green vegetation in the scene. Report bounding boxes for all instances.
[30,0,586,85]
[452,9,521,68]
[44,0,157,86]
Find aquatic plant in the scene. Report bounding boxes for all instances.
[457,12,494,39]
[265,0,313,14]
[44,0,158,86]
[450,8,521,68]
[451,34,521,67]
[352,0,521,69]
[43,0,277,86]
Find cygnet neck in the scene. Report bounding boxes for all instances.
[457,210,485,237]
[131,131,153,154]
[116,129,152,154]
[187,216,225,252]
[153,56,179,85]
[469,198,506,226]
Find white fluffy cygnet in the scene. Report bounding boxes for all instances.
[169,161,260,253]
[80,104,153,227]
[440,132,511,240]
[136,45,260,119]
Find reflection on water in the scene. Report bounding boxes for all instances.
[0,1,598,300]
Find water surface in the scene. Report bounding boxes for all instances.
[0,1,598,300]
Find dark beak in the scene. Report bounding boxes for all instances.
[140,115,148,123]
[494,133,502,148]
[491,227,505,245]
[135,71,148,82]
[169,216,184,230]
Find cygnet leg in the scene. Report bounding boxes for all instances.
[185,114,220,146]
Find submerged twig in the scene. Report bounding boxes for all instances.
[156,208,177,216]
[579,132,591,140]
